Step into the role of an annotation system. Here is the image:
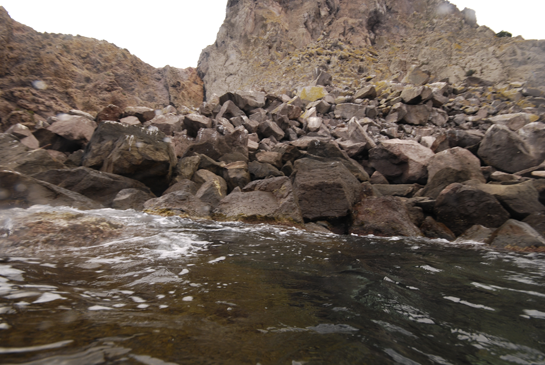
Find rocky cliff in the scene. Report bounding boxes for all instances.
[198,0,545,100]
[0,6,203,131]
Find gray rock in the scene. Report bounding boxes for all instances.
[47,114,97,148]
[222,161,251,191]
[145,114,183,135]
[489,219,545,248]
[183,114,213,138]
[248,161,284,180]
[454,225,494,244]
[143,191,211,218]
[334,103,367,120]
[164,179,198,196]
[258,120,285,140]
[403,104,431,125]
[112,188,156,211]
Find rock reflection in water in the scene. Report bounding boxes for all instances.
[0,206,544,364]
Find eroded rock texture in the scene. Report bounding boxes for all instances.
[198,0,545,100]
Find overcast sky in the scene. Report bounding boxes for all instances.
[0,0,543,69]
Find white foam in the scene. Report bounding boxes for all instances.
[0,340,73,354]
[137,304,149,309]
[88,305,112,311]
[182,296,193,302]
[444,296,495,311]
[33,293,66,304]
[0,265,25,281]
[131,296,146,303]
[523,309,545,319]
[420,265,442,273]
[208,256,226,264]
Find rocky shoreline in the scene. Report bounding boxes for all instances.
[2,69,545,250]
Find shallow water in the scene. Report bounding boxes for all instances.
[0,206,544,365]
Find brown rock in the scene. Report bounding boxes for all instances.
[489,219,545,249]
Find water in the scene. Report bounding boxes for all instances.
[0,206,544,365]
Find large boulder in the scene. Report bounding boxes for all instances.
[434,183,510,236]
[248,161,284,180]
[306,140,369,182]
[6,124,39,149]
[477,123,545,173]
[81,122,177,195]
[489,220,545,249]
[292,158,362,220]
[369,139,434,184]
[222,161,251,191]
[47,114,97,148]
[422,147,485,199]
[33,166,153,207]
[145,114,184,136]
[219,91,266,114]
[467,181,545,219]
[350,196,422,237]
[0,133,65,175]
[112,188,156,211]
[0,170,102,210]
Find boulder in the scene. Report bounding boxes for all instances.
[183,114,213,138]
[192,169,228,194]
[292,158,362,220]
[47,114,97,148]
[256,151,283,169]
[242,176,303,223]
[522,214,545,238]
[477,124,544,173]
[82,122,177,195]
[248,161,284,180]
[122,106,156,123]
[6,124,39,149]
[489,220,545,249]
[297,86,328,104]
[373,184,420,198]
[195,180,227,207]
[175,155,201,180]
[403,104,431,125]
[216,118,236,135]
[143,191,211,218]
[420,216,456,241]
[350,196,422,237]
[216,100,246,120]
[434,183,510,236]
[0,170,102,210]
[0,133,66,175]
[222,161,251,191]
[354,85,377,100]
[258,120,285,140]
[219,91,266,113]
[112,188,156,211]
[468,181,545,219]
[33,166,153,206]
[369,139,434,184]
[306,140,369,182]
[145,114,184,135]
[119,116,142,126]
[400,86,432,104]
[454,225,495,244]
[402,65,431,86]
[422,147,485,199]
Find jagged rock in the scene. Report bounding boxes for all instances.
[429,108,448,127]
[400,86,432,105]
[216,100,246,120]
[337,140,367,159]
[421,147,485,199]
[256,151,283,169]
[222,161,251,191]
[386,103,407,123]
[523,214,545,238]
[370,171,389,184]
[6,124,39,149]
[369,139,434,184]
[446,129,484,148]
[47,114,97,148]
[350,196,422,237]
[146,114,183,135]
[434,182,510,236]
[403,104,431,125]
[420,216,456,241]
[33,166,152,206]
[242,176,303,223]
[197,154,225,175]
[214,190,282,222]
[354,85,377,100]
[216,117,236,135]
[292,158,362,220]
[192,168,228,193]
[467,181,545,220]
[82,122,176,195]
[195,180,227,207]
[119,116,141,126]
[258,120,285,140]
[65,150,84,168]
[373,184,420,198]
[478,124,545,173]
[307,140,369,182]
[489,219,545,248]
[0,169,102,210]
[248,161,284,180]
[143,191,211,218]
[297,86,328,104]
[112,188,156,211]
[183,114,213,138]
[175,155,201,180]
[454,225,494,244]
[219,91,266,114]
[0,133,65,175]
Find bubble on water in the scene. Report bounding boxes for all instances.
[179,269,189,275]
[182,296,193,302]
[33,293,65,304]
[137,304,149,309]
[88,305,112,311]
[32,80,47,90]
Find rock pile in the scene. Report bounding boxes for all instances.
[2,70,545,250]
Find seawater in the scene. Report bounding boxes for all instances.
[0,206,544,364]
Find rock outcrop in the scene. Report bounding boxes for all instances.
[198,0,545,100]
[0,6,203,131]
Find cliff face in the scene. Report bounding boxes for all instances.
[0,7,203,130]
[198,0,545,100]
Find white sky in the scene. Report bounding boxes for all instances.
[0,0,543,69]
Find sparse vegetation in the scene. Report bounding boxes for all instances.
[496,30,512,38]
